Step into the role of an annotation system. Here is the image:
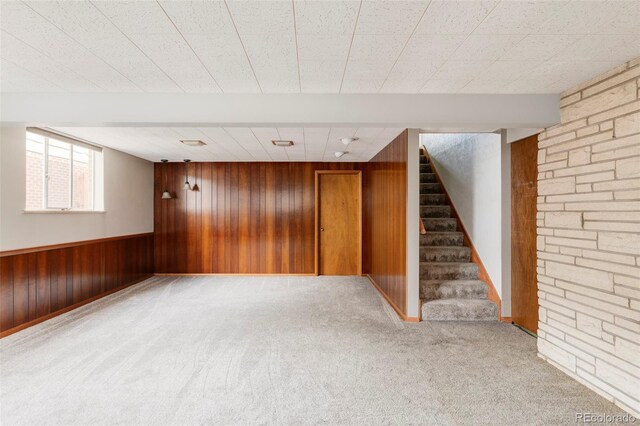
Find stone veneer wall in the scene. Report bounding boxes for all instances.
[537,57,640,416]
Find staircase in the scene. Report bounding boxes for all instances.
[419,150,498,321]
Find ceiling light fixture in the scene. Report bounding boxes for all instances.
[334,151,347,158]
[272,140,294,147]
[180,140,206,147]
[340,137,358,146]
[183,159,192,190]
[160,159,172,200]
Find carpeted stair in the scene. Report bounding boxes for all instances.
[419,151,497,321]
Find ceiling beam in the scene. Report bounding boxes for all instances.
[1,93,559,130]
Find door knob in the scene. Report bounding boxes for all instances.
[320,227,325,232]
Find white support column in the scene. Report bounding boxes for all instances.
[406,129,421,319]
[500,129,512,317]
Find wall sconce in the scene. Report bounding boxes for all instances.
[183,159,192,190]
[160,159,172,199]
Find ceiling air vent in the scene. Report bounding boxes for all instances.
[180,140,206,147]
[272,140,294,147]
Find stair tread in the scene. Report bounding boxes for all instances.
[423,298,496,306]
[423,231,462,234]
[421,245,469,249]
[420,262,476,267]
[421,279,486,285]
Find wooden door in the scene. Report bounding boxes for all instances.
[511,134,539,334]
[317,172,361,275]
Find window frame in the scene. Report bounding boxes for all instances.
[26,128,103,213]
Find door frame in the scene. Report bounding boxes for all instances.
[314,170,362,276]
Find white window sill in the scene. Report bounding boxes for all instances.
[23,210,106,214]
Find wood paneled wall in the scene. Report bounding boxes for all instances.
[154,162,356,274]
[0,233,154,336]
[361,130,408,316]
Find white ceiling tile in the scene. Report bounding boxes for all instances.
[340,79,383,93]
[297,34,352,61]
[2,0,639,96]
[277,127,305,143]
[23,0,181,93]
[460,79,517,94]
[0,31,102,91]
[183,34,260,93]
[386,59,439,82]
[199,127,250,160]
[159,1,236,34]
[475,1,569,34]
[46,126,410,162]
[419,79,471,93]
[128,33,222,92]
[356,1,429,35]
[354,128,384,139]
[553,34,640,62]
[349,35,409,62]
[240,33,299,92]
[401,34,465,62]
[528,60,622,84]
[1,2,140,92]
[379,78,424,93]
[341,59,394,92]
[449,34,524,62]
[0,58,63,92]
[294,1,360,34]
[299,60,343,92]
[594,1,640,35]
[498,79,557,94]
[224,127,272,160]
[415,1,499,35]
[329,127,358,144]
[92,0,176,35]
[432,60,492,81]
[251,127,289,161]
[474,60,541,81]
[378,128,404,140]
[227,1,294,35]
[537,1,634,35]
[303,127,330,160]
[501,35,582,61]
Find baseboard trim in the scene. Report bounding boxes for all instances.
[154,273,317,276]
[0,274,154,339]
[365,274,419,323]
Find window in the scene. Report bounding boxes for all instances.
[26,128,104,211]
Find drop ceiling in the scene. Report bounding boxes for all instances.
[49,126,405,162]
[1,0,639,95]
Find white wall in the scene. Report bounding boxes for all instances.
[0,126,154,251]
[421,132,512,315]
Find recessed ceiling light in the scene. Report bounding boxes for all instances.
[340,137,358,146]
[180,140,206,147]
[334,151,347,158]
[272,140,294,147]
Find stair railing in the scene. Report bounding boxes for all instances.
[419,145,428,235]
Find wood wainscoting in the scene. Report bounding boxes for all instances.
[154,162,356,274]
[361,130,409,319]
[0,233,154,337]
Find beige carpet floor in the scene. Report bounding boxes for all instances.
[0,275,627,425]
